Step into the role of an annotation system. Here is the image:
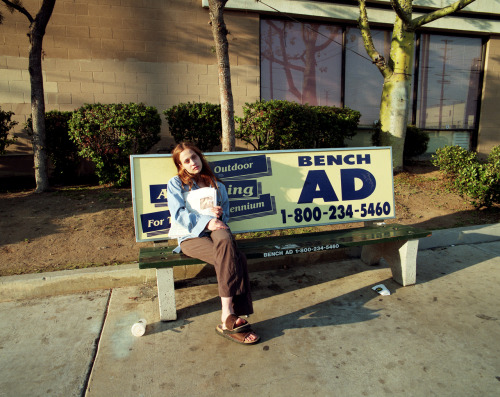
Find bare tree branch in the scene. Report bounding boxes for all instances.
[261,53,305,72]
[1,0,34,24]
[358,0,392,79]
[391,0,412,26]
[313,28,340,53]
[267,20,303,100]
[411,0,476,29]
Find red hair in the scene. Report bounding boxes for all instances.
[171,142,220,189]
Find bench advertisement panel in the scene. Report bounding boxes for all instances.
[131,147,395,242]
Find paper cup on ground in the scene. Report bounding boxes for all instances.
[131,319,147,337]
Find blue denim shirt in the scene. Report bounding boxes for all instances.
[167,176,230,252]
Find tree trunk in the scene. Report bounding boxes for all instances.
[359,0,477,171]
[29,0,56,192]
[29,29,49,192]
[208,0,235,152]
[302,28,318,105]
[379,17,414,171]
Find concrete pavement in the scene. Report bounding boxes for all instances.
[0,224,499,396]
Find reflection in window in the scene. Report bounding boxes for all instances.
[345,28,392,126]
[416,34,482,130]
[261,20,342,106]
[260,19,484,151]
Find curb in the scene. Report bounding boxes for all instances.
[1,223,499,303]
[0,264,156,303]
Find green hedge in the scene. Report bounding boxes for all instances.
[235,100,360,150]
[26,111,79,183]
[69,103,161,186]
[163,100,360,151]
[164,102,222,151]
[0,106,18,154]
[432,145,500,207]
[314,106,360,148]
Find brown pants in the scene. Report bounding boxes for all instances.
[180,229,253,316]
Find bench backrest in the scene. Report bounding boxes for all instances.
[131,147,395,242]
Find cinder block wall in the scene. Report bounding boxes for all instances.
[478,35,500,157]
[0,0,260,155]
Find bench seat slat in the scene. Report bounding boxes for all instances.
[140,246,175,257]
[238,224,430,251]
[138,224,431,269]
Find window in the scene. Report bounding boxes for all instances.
[416,34,482,130]
[345,28,392,125]
[261,19,342,106]
[260,18,484,150]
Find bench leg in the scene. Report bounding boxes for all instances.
[156,268,177,321]
[361,239,419,286]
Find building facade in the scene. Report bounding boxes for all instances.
[1,0,499,176]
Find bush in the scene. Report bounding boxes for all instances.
[313,106,360,148]
[0,106,18,154]
[432,145,500,207]
[69,103,161,186]
[371,123,429,159]
[404,125,430,158]
[26,111,80,184]
[487,145,500,169]
[164,102,221,151]
[235,100,359,150]
[235,100,315,150]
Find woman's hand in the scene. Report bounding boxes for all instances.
[207,218,228,231]
[210,206,223,219]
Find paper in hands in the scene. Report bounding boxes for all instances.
[168,187,217,238]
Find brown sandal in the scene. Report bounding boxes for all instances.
[223,314,251,334]
[215,324,260,345]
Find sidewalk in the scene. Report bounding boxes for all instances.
[0,224,499,396]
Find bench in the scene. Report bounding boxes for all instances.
[139,223,431,321]
[131,148,432,321]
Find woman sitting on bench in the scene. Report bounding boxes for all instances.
[167,142,260,345]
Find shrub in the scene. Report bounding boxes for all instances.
[430,145,474,175]
[432,145,500,207]
[0,106,18,154]
[235,100,359,150]
[404,125,430,158]
[26,111,80,183]
[487,145,500,169]
[371,123,429,159]
[236,100,316,150]
[313,106,360,148]
[69,103,161,186]
[164,102,221,151]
